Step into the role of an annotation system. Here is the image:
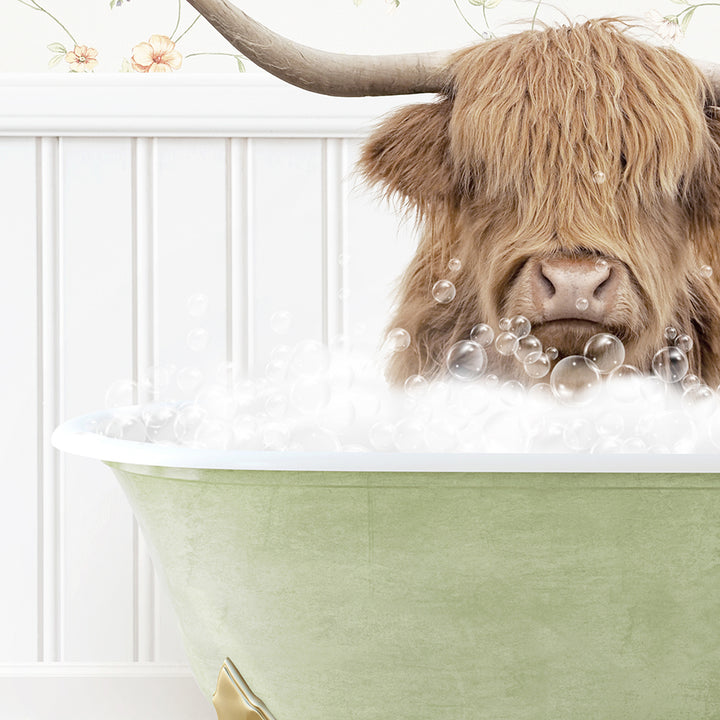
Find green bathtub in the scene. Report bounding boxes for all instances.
[54,411,720,720]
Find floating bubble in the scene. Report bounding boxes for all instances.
[524,353,551,378]
[592,436,623,453]
[470,323,494,347]
[432,280,456,304]
[232,414,259,449]
[607,364,642,403]
[652,346,689,383]
[528,382,553,401]
[595,258,608,273]
[592,170,606,184]
[499,317,512,331]
[664,326,678,342]
[545,346,559,360]
[292,340,331,377]
[270,311,293,335]
[105,379,137,408]
[369,421,395,451]
[393,419,426,451]
[173,404,208,444]
[550,355,602,405]
[265,391,288,419]
[140,366,172,400]
[676,334,693,353]
[681,374,700,391]
[424,418,458,452]
[338,288,350,300]
[187,328,209,352]
[700,264,713,278]
[383,328,411,354]
[681,384,715,419]
[196,384,238,421]
[187,292,209,318]
[583,333,625,374]
[404,374,429,398]
[265,358,289,383]
[485,374,500,388]
[495,332,519,356]
[262,422,290,450]
[176,367,203,395]
[508,315,532,339]
[318,396,356,432]
[596,412,624,437]
[446,340,487,381]
[448,258,462,273]
[575,297,589,312]
[501,380,525,406]
[99,411,146,442]
[515,335,542,364]
[291,426,341,452]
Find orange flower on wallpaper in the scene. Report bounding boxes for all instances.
[131,35,183,73]
[64,45,99,72]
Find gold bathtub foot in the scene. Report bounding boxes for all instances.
[213,658,277,720]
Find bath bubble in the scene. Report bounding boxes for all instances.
[265,358,289,383]
[595,258,608,273]
[700,264,713,278]
[545,346,559,360]
[262,422,290,450]
[233,379,257,411]
[495,332,519,356]
[499,317,512,331]
[338,287,350,300]
[622,437,648,454]
[583,333,625,375]
[176,367,203,395]
[652,346,689,383]
[676,334,693,353]
[515,335,542,364]
[501,380,525,406]
[592,170,606,184]
[393,419,426,452]
[186,292,209,318]
[664,326,678,342]
[550,355,602,405]
[524,353,551,379]
[563,418,595,452]
[142,403,177,444]
[194,419,233,449]
[470,323,494,347]
[432,279,456,304]
[318,396,356,432]
[232,414,259,449]
[215,361,240,388]
[404,374,429,398]
[592,436,623,453]
[291,426,341,452]
[681,384,715,419]
[640,375,667,403]
[187,328,209,352]
[681,374,700,391]
[596,412,624,437]
[448,257,462,273]
[105,378,137,408]
[369,421,395,451]
[485,374,499,388]
[528,382,553,401]
[173,404,207,444]
[424,418,458,452]
[265,391,288,419]
[383,328,411,354]
[196,384,238,421]
[446,340,487,381]
[575,297,589,312]
[290,377,331,415]
[508,315,532,339]
[270,310,293,335]
[291,340,331,377]
[140,365,172,400]
[100,411,146,442]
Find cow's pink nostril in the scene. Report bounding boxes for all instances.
[533,257,618,321]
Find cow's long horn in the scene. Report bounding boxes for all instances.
[184,0,453,96]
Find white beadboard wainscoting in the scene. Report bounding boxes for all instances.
[0,75,421,719]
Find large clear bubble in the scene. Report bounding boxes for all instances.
[550,355,602,405]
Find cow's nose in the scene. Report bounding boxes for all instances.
[533,257,618,320]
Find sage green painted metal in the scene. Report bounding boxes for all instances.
[109,463,720,719]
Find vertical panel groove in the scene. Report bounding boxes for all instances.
[227,138,250,374]
[132,137,156,663]
[38,136,62,663]
[244,139,254,376]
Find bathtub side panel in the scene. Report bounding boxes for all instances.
[112,468,720,720]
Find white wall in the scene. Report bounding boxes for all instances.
[0,75,418,719]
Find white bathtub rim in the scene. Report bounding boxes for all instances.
[51,408,720,474]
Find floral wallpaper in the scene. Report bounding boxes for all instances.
[1,0,719,75]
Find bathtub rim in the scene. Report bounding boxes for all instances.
[52,407,720,473]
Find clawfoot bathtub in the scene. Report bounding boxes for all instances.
[54,410,720,720]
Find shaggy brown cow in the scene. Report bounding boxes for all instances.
[185,2,720,386]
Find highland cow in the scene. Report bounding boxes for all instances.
[186,1,720,386]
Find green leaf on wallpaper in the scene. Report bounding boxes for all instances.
[669,0,690,4]
[47,42,66,54]
[680,7,696,32]
[235,56,246,72]
[48,53,65,69]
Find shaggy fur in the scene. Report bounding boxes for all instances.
[359,19,720,386]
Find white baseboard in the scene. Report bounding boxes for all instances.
[0,664,215,720]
